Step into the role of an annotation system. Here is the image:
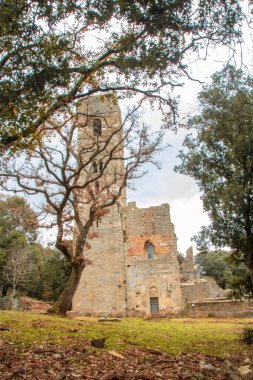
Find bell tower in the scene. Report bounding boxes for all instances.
[72,96,127,315]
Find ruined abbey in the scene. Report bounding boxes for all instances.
[72,97,226,316]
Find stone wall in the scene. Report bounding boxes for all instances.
[123,202,183,315]
[73,205,127,315]
[185,299,253,318]
[181,277,226,305]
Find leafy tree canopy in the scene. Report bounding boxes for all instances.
[0,196,70,302]
[176,65,253,284]
[195,250,253,297]
[0,0,243,150]
[0,196,38,245]
[24,246,71,302]
[195,250,233,289]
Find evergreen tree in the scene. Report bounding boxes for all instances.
[176,66,253,286]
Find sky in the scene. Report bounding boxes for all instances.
[123,3,253,255]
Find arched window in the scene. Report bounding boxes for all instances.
[145,242,155,259]
[93,118,102,136]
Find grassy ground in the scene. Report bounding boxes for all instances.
[0,311,252,357]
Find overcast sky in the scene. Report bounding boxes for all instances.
[123,3,253,255]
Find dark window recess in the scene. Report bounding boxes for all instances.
[92,161,97,173]
[95,181,100,190]
[93,118,102,136]
[146,243,155,259]
[99,161,103,172]
[150,297,159,314]
[118,284,121,288]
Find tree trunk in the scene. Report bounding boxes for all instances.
[6,287,15,310]
[48,262,85,316]
[247,235,253,286]
[244,202,253,286]
[2,283,9,297]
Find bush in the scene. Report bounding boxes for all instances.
[242,327,253,345]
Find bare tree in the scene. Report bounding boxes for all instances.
[0,101,163,315]
[2,246,35,310]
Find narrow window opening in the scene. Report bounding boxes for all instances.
[99,160,103,172]
[92,161,97,173]
[93,118,102,136]
[145,242,155,260]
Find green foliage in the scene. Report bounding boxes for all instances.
[0,196,38,293]
[0,196,38,244]
[0,196,70,301]
[195,250,234,289]
[195,250,253,297]
[176,65,253,285]
[242,327,253,345]
[0,0,243,149]
[25,247,71,301]
[178,252,185,265]
[228,270,253,300]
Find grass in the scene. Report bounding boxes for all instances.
[0,311,252,357]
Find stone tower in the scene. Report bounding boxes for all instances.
[73,96,127,314]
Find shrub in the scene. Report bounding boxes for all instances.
[242,327,253,345]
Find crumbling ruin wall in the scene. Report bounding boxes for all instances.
[180,246,196,282]
[122,202,183,315]
[181,277,227,304]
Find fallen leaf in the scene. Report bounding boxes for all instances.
[108,350,125,359]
